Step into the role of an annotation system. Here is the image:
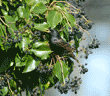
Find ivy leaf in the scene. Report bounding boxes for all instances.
[32,41,49,49]
[56,2,65,8]
[48,74,55,85]
[15,53,27,67]
[44,81,50,90]
[19,56,28,67]
[0,25,6,46]
[23,6,30,20]
[33,2,47,14]
[26,0,37,6]
[1,1,8,15]
[9,79,17,89]
[30,47,52,60]
[1,8,8,16]
[4,15,17,38]
[64,10,76,27]
[18,37,30,51]
[15,53,21,67]
[61,19,70,41]
[47,10,62,29]
[26,0,47,6]
[22,55,40,73]
[60,31,66,42]
[53,60,69,83]
[17,6,24,18]
[0,87,8,96]
[34,22,49,32]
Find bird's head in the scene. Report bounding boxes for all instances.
[49,28,60,38]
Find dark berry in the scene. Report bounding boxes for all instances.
[31,23,34,27]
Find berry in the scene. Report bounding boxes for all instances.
[31,23,34,27]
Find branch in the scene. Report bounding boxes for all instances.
[7,79,14,95]
[0,17,14,32]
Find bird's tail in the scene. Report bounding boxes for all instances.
[69,53,79,63]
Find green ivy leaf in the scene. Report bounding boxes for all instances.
[23,6,30,20]
[44,81,50,90]
[18,37,30,51]
[19,59,28,67]
[15,53,27,67]
[56,2,65,8]
[4,15,17,38]
[32,41,49,49]
[17,6,24,18]
[60,31,66,42]
[0,1,9,15]
[61,19,70,41]
[15,53,21,66]
[0,25,6,46]
[0,87,8,96]
[64,10,76,27]
[34,22,49,31]
[30,48,52,60]
[26,0,37,6]
[1,9,8,16]
[48,74,55,85]
[33,2,47,14]
[47,10,62,29]
[53,60,69,83]
[26,0,47,6]
[22,55,40,73]
[9,79,17,89]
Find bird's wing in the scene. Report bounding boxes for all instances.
[54,38,73,52]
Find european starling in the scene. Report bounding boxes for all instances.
[48,28,79,63]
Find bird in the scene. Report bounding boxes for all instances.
[48,28,79,63]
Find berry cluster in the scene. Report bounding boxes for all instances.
[68,26,83,41]
[0,72,15,96]
[88,38,100,49]
[54,76,82,94]
[78,37,100,60]
[84,38,100,59]
[70,0,94,30]
[35,63,53,75]
[0,74,8,89]
[78,64,88,74]
[31,30,41,43]
[64,0,94,43]
[1,30,23,49]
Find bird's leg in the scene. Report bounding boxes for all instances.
[51,53,55,65]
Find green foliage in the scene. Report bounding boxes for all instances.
[47,10,63,28]
[53,60,69,83]
[0,87,9,96]
[0,0,94,95]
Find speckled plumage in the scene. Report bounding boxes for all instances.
[49,28,79,63]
